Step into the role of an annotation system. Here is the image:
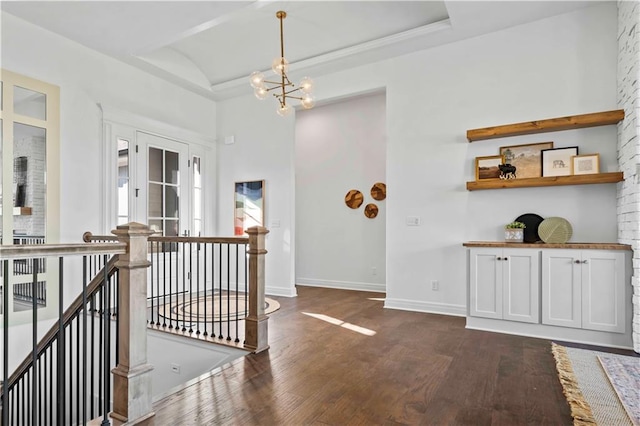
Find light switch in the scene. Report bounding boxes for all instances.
[406,216,421,226]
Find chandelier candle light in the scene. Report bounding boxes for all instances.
[249,11,315,116]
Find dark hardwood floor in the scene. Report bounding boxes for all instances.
[152,286,578,425]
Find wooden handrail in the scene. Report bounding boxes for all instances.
[1,255,119,397]
[0,243,126,259]
[83,231,250,245]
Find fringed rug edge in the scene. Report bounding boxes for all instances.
[551,342,597,426]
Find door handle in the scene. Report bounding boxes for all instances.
[582,260,588,264]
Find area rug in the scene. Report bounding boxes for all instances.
[598,355,640,425]
[552,342,637,426]
[158,293,280,323]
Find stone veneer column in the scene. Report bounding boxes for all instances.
[617,1,640,353]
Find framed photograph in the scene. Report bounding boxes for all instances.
[234,180,265,236]
[571,154,600,175]
[541,147,579,177]
[499,141,554,179]
[475,155,504,180]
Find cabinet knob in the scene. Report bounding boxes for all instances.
[497,257,502,261]
[574,260,581,264]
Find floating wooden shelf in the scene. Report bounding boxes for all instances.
[467,109,624,142]
[466,172,623,191]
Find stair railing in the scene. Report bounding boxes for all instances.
[83,226,270,353]
[0,241,125,425]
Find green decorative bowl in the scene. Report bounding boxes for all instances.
[538,217,573,244]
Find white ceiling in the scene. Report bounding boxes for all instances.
[1,1,603,101]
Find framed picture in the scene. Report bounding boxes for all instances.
[234,180,264,236]
[475,155,504,180]
[541,147,579,177]
[571,154,600,175]
[499,141,553,179]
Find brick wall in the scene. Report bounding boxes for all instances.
[13,136,46,238]
[617,0,640,353]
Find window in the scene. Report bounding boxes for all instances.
[117,138,130,225]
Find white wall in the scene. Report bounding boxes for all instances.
[295,93,386,292]
[1,12,217,243]
[216,3,619,310]
[215,97,297,297]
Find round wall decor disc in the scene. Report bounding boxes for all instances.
[371,182,387,201]
[538,217,573,244]
[364,203,379,218]
[345,190,364,209]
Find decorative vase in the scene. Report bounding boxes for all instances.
[505,228,524,243]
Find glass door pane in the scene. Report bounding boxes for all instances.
[12,122,47,311]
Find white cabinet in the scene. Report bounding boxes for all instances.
[542,249,626,333]
[469,248,540,324]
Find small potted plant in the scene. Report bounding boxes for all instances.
[505,221,526,242]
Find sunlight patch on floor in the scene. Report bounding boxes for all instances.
[368,297,385,302]
[301,312,377,336]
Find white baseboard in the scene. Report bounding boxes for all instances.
[297,278,386,293]
[466,316,633,349]
[384,298,466,317]
[266,285,298,297]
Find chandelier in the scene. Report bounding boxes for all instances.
[249,11,315,116]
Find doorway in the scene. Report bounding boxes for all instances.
[294,92,387,293]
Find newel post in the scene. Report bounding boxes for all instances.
[111,222,155,425]
[245,226,270,353]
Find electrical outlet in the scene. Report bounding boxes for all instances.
[431,280,439,291]
[171,363,181,374]
[372,267,377,276]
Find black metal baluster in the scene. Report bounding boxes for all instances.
[101,255,110,426]
[244,243,248,345]
[49,343,53,424]
[168,243,173,329]
[42,352,46,426]
[149,242,154,325]
[31,258,38,425]
[115,271,120,366]
[82,257,88,424]
[74,316,79,423]
[203,243,207,337]
[227,244,231,340]
[157,241,161,326]
[90,292,95,420]
[211,243,216,337]
[57,258,65,425]
[97,289,103,418]
[162,241,167,327]
[182,242,186,332]
[38,355,42,426]
[189,242,193,333]
[235,244,240,342]
[68,324,73,425]
[2,260,9,426]
[218,243,222,339]
[196,242,201,335]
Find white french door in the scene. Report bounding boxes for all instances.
[135,132,190,236]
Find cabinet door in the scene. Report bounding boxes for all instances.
[581,251,625,333]
[503,249,540,323]
[469,248,502,319]
[542,250,581,328]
